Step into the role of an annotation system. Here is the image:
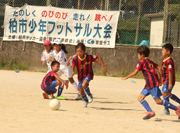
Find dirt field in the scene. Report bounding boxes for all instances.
[0,70,180,133]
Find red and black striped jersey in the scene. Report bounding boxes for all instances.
[41,71,57,90]
[136,58,159,89]
[72,54,98,82]
[162,57,175,85]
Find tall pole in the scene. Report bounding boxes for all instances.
[101,0,103,10]
[13,0,14,7]
[135,1,142,45]
[78,0,81,9]
[119,0,122,10]
[163,0,168,43]
[105,0,109,10]
[46,0,51,6]
[56,0,58,7]
[82,0,86,9]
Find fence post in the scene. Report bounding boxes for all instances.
[135,1,142,45]
[101,0,103,10]
[13,0,14,7]
[105,0,109,10]
[78,0,81,9]
[163,0,168,43]
[46,0,51,6]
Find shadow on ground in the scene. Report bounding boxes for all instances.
[90,106,143,111]
[155,118,180,123]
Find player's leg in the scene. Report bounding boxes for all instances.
[63,66,81,99]
[162,85,171,114]
[82,77,93,103]
[56,80,66,100]
[43,81,57,99]
[155,97,180,118]
[169,91,180,105]
[139,89,155,120]
[57,69,69,89]
[153,87,180,119]
[79,81,88,107]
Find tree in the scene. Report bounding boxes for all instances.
[124,0,146,45]
[169,4,180,46]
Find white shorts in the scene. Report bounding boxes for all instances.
[57,64,72,78]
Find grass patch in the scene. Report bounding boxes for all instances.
[0,58,29,70]
[175,73,180,82]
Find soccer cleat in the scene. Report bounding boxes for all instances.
[143,111,155,120]
[75,94,82,100]
[162,110,170,115]
[88,95,93,103]
[42,92,49,99]
[65,80,69,89]
[175,106,180,119]
[56,95,66,100]
[83,101,88,107]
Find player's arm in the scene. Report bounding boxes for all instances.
[97,56,107,73]
[121,69,139,80]
[169,70,173,90]
[67,56,73,66]
[71,58,76,76]
[71,66,75,76]
[54,74,64,88]
[94,61,101,66]
[156,66,162,86]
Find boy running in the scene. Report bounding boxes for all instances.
[122,45,180,120]
[161,43,180,115]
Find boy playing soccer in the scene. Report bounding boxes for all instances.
[122,46,180,120]
[41,61,64,99]
[71,43,107,107]
[161,43,180,115]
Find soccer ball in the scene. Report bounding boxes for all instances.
[49,99,60,110]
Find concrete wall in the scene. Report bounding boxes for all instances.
[1,38,180,75]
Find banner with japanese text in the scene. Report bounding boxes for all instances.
[3,5,120,48]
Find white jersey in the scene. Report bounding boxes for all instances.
[53,49,67,65]
[54,49,73,78]
[41,50,54,70]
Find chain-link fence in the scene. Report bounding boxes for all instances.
[1,0,180,47]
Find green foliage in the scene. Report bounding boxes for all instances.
[117,17,150,34]
[0,58,29,70]
[169,4,180,24]
[94,71,107,76]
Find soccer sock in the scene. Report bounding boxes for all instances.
[163,96,170,111]
[84,87,92,96]
[71,82,80,94]
[57,86,64,97]
[140,100,153,112]
[82,94,88,102]
[170,94,180,104]
[161,100,178,111]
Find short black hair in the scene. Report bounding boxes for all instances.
[76,43,86,52]
[137,46,150,57]
[162,43,173,54]
[51,61,60,68]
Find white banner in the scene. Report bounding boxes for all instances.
[3,5,119,48]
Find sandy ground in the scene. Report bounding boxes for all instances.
[0,70,180,133]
